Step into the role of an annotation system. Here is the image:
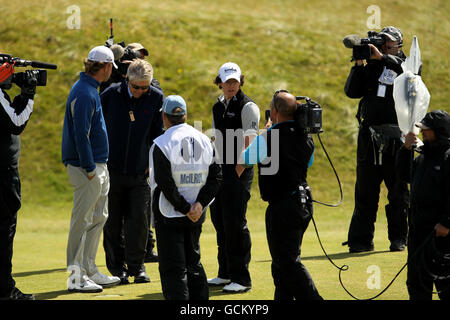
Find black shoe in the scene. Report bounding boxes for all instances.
[134,271,150,283]
[144,251,159,263]
[8,287,35,300]
[390,240,406,252]
[118,271,129,285]
[349,244,374,253]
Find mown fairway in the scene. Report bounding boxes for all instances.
[2,0,449,300]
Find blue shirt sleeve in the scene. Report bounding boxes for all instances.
[243,133,268,166]
[308,152,314,168]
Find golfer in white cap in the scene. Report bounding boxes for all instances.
[208,62,260,293]
[62,45,120,293]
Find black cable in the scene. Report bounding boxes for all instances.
[309,132,448,299]
[311,214,434,300]
[417,236,450,295]
[311,132,343,207]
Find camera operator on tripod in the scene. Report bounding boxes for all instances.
[0,60,37,300]
[342,26,409,253]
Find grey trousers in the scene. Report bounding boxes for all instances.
[66,163,109,279]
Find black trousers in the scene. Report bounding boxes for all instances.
[0,167,21,297]
[154,192,208,300]
[145,193,156,253]
[103,170,149,276]
[347,127,408,248]
[210,165,252,286]
[266,197,322,300]
[407,225,450,300]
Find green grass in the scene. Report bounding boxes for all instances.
[3,0,449,300]
[13,188,413,300]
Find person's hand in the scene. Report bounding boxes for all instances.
[435,223,450,237]
[369,44,383,60]
[87,170,96,180]
[235,164,245,178]
[404,132,418,150]
[187,202,203,223]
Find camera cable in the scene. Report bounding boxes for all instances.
[308,132,449,299]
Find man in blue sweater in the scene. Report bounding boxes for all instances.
[62,46,120,293]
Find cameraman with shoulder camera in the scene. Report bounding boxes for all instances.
[343,26,409,253]
[0,62,36,300]
[236,90,322,300]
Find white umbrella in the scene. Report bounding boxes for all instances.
[393,36,430,147]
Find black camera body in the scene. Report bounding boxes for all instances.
[294,96,323,134]
[0,69,47,90]
[0,53,56,90]
[352,31,385,60]
[117,48,141,76]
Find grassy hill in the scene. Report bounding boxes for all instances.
[2,0,448,206]
[2,0,450,300]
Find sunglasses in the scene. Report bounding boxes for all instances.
[129,82,150,91]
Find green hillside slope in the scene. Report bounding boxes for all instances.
[2,0,449,206]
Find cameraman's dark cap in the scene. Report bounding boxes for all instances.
[126,43,149,57]
[120,48,141,62]
[416,110,450,138]
[379,26,403,43]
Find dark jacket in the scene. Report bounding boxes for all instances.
[212,89,254,166]
[101,80,164,175]
[396,141,450,229]
[344,54,405,126]
[0,89,33,169]
[258,121,314,202]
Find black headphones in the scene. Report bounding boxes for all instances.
[271,89,290,111]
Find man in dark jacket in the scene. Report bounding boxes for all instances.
[343,26,409,253]
[396,110,450,300]
[237,90,322,300]
[101,59,164,284]
[0,69,36,299]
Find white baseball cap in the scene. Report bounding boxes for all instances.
[218,62,241,83]
[88,46,118,68]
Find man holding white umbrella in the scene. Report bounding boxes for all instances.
[396,110,450,300]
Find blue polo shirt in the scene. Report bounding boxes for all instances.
[61,72,109,173]
[243,121,314,168]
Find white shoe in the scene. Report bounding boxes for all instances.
[223,282,251,293]
[68,275,103,293]
[89,272,121,287]
[207,277,231,286]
